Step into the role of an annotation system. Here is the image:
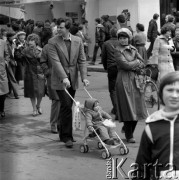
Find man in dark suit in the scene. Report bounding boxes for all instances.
[147,13,160,58]
[48,18,89,148]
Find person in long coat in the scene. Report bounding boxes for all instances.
[0,39,10,118]
[114,28,148,143]
[21,33,45,116]
[40,44,60,133]
[148,26,175,81]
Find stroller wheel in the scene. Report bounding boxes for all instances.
[125,147,129,154]
[101,150,111,159]
[84,145,89,153]
[119,147,125,155]
[98,142,104,149]
[80,145,89,153]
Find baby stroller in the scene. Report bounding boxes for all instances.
[65,87,129,159]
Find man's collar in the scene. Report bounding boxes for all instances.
[62,33,72,41]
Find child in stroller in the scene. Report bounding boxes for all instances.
[84,98,118,145]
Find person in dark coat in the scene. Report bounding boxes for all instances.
[171,29,179,70]
[102,27,119,118]
[162,14,176,38]
[41,20,52,47]
[89,18,105,65]
[21,33,45,116]
[114,28,147,143]
[101,15,113,42]
[116,14,133,34]
[147,13,160,58]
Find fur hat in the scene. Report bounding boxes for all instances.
[16,31,26,37]
[117,28,133,41]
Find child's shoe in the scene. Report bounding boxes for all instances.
[104,139,114,145]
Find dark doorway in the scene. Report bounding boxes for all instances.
[160,0,177,27]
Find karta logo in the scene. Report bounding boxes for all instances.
[106,158,179,179]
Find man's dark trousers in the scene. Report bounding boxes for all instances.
[92,43,103,63]
[147,38,155,59]
[108,66,118,114]
[56,86,76,143]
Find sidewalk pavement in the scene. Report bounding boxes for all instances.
[0,70,146,180]
[87,57,106,73]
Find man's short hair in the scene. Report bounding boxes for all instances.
[56,18,72,29]
[95,18,101,24]
[110,27,117,38]
[153,13,159,20]
[117,14,126,24]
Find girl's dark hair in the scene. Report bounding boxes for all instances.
[159,71,179,105]
[136,23,145,31]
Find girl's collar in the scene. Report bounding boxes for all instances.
[146,108,179,123]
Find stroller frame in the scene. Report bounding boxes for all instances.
[65,87,129,159]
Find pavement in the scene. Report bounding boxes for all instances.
[0,59,147,180]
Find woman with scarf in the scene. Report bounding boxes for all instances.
[134,71,179,180]
[114,28,148,143]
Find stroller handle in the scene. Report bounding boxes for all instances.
[64,88,78,105]
[83,86,93,99]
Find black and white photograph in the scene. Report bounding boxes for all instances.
[1,0,179,179]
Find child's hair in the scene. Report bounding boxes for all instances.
[159,71,179,105]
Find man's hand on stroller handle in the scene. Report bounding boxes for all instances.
[88,125,93,132]
[83,79,90,86]
[62,78,71,88]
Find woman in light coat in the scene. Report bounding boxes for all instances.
[148,26,175,81]
[0,38,10,117]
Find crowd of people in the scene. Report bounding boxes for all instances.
[1,11,179,179]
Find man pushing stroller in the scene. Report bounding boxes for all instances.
[84,98,118,145]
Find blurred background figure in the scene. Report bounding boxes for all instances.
[134,23,147,64]
[6,32,19,99]
[147,13,160,59]
[0,35,10,118]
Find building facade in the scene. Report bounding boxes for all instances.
[1,0,177,56]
